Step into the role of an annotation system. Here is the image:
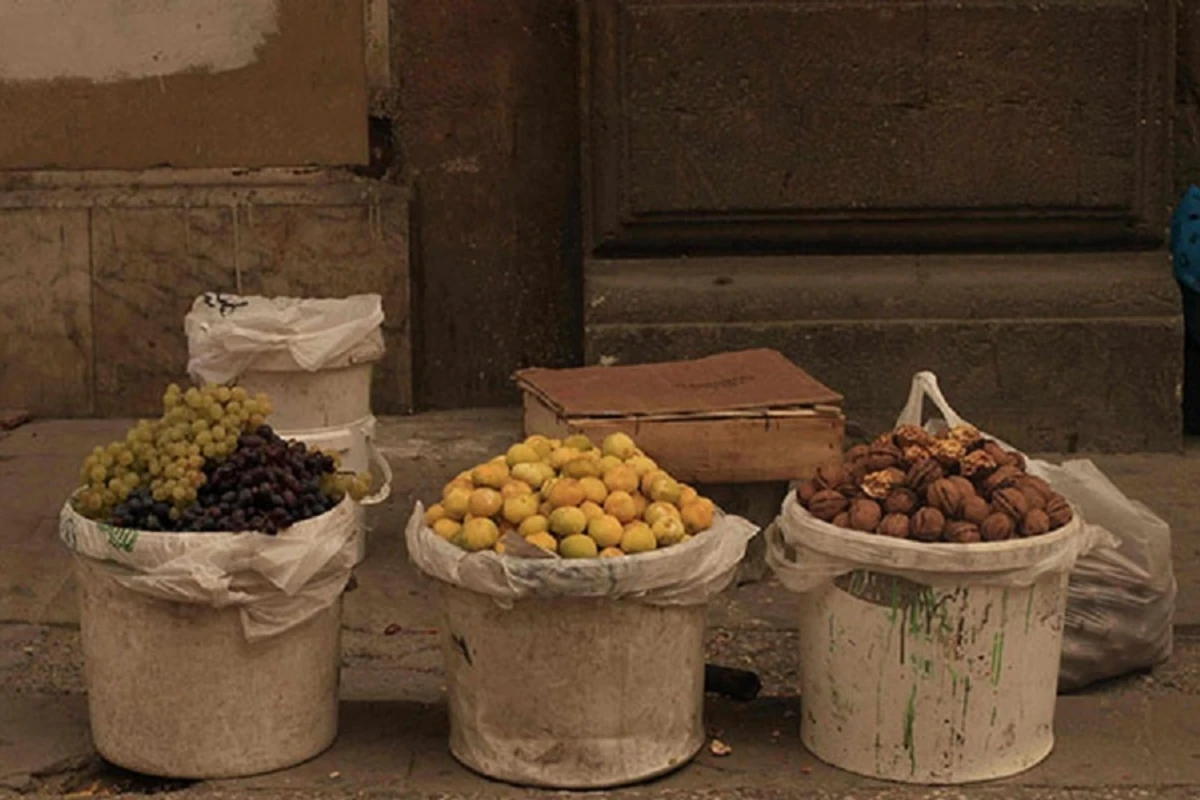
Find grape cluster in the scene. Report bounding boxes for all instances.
[105,424,373,535]
[77,383,273,521]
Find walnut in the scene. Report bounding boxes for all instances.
[884,488,920,515]
[1021,508,1051,537]
[959,449,998,481]
[992,487,1030,521]
[961,496,991,525]
[883,467,908,486]
[911,507,946,542]
[945,520,982,544]
[947,424,983,449]
[982,465,1023,497]
[866,442,903,471]
[1007,450,1027,471]
[877,513,911,539]
[983,441,1016,468]
[980,513,1015,542]
[795,480,818,506]
[845,444,870,464]
[861,470,899,500]
[814,462,847,491]
[926,478,964,517]
[809,490,849,521]
[948,476,977,500]
[831,511,851,529]
[1018,475,1054,500]
[848,498,883,532]
[1019,483,1047,512]
[1045,493,1073,528]
[902,445,932,468]
[895,424,934,449]
[905,458,945,493]
[872,432,898,449]
[929,438,966,470]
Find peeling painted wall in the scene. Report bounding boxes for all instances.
[0,0,279,83]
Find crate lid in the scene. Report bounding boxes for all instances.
[514,349,843,418]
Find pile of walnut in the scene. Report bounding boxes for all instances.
[795,424,1074,543]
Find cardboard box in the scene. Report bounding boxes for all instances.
[514,349,844,484]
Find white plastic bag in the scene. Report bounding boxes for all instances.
[60,496,359,642]
[405,503,758,606]
[185,293,386,385]
[893,371,1175,689]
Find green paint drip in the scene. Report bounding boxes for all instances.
[903,682,918,776]
[990,631,1006,686]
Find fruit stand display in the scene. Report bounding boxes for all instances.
[61,383,372,779]
[767,374,1105,785]
[406,431,758,789]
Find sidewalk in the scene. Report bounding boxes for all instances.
[4,411,1200,799]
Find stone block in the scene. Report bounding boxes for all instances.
[0,209,93,415]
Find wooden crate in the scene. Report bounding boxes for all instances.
[515,349,845,485]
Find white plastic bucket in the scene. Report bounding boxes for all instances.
[768,494,1094,785]
[76,557,342,779]
[437,583,707,789]
[238,362,374,432]
[276,416,392,565]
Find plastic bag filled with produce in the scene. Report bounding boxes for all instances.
[60,382,375,640]
[405,432,758,605]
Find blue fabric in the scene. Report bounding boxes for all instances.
[1171,185,1200,292]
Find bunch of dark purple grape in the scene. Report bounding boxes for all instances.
[110,426,344,534]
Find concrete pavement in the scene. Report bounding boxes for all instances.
[3,411,1200,799]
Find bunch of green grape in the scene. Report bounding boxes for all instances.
[322,469,374,502]
[76,383,274,521]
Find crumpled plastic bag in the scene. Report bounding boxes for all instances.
[60,496,359,642]
[405,503,759,606]
[185,292,386,385]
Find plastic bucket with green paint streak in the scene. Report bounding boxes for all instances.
[767,491,1099,784]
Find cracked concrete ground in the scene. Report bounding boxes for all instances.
[3,411,1200,799]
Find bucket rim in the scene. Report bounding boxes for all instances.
[780,492,1084,575]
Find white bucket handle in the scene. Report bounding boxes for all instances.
[360,436,392,506]
[895,371,968,430]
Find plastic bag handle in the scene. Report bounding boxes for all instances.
[895,371,968,429]
[360,437,392,506]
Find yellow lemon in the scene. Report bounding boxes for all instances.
[510,462,546,489]
[519,514,549,537]
[679,484,699,507]
[620,521,657,554]
[599,547,624,558]
[644,501,681,527]
[564,457,601,479]
[599,455,624,473]
[443,487,472,520]
[472,462,510,489]
[652,516,687,547]
[494,540,507,555]
[524,434,554,458]
[506,443,541,467]
[468,488,503,518]
[534,462,557,485]
[640,469,669,496]
[588,515,624,549]
[500,480,533,500]
[680,500,715,533]
[626,455,658,478]
[547,478,586,508]
[580,500,605,522]
[602,432,638,460]
[603,465,639,494]
[549,447,582,470]
[549,506,588,537]
[442,477,474,498]
[424,504,448,525]
[578,476,608,504]
[503,493,540,525]
[461,517,500,551]
[564,434,595,452]
[631,492,649,519]
[603,490,638,524]
[526,531,558,553]
[560,534,598,559]
[432,518,462,540]
[648,476,682,505]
